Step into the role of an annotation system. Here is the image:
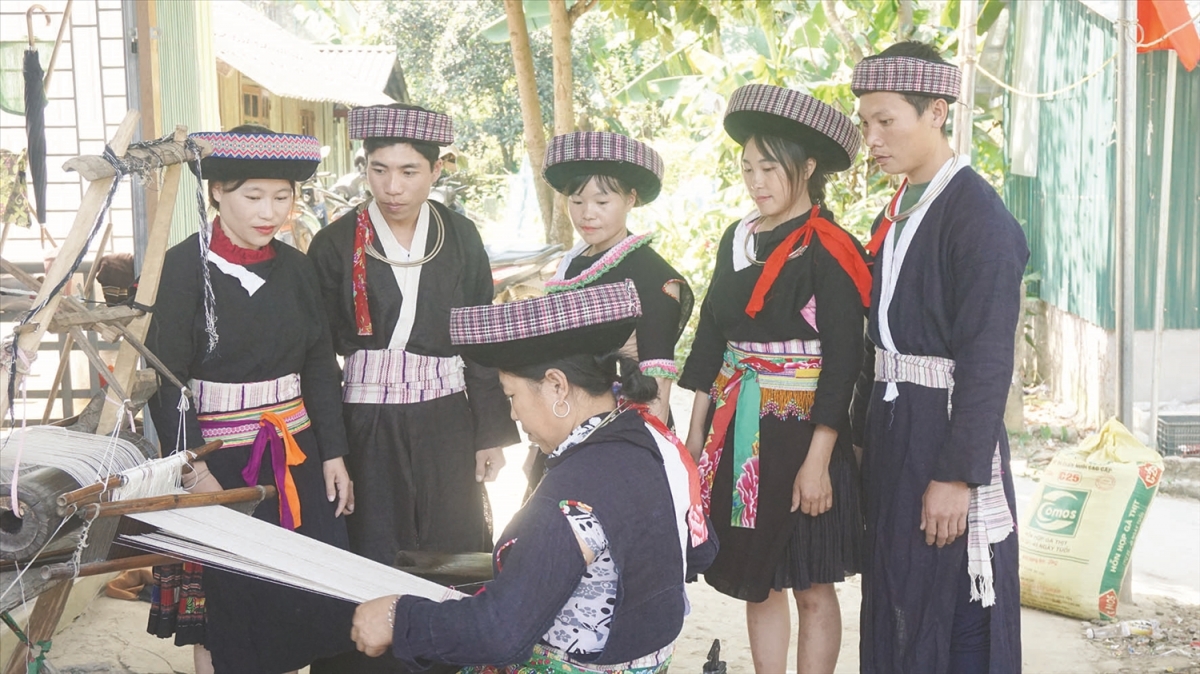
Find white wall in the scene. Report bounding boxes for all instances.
[1028,300,1200,427]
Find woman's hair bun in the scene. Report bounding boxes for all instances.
[597,352,658,404]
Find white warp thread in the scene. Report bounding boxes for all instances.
[0,426,146,488]
[123,505,465,604]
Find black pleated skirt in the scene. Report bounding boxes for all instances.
[200,426,356,674]
[702,410,863,603]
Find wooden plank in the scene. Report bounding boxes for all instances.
[96,126,186,436]
[2,579,69,674]
[63,137,209,181]
[46,305,141,332]
[0,111,140,418]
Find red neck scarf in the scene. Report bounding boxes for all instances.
[351,207,375,336]
[210,216,276,265]
[865,179,908,258]
[744,205,872,318]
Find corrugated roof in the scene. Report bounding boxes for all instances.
[212,2,394,107]
[315,46,397,93]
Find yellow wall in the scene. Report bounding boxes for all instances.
[211,68,351,177]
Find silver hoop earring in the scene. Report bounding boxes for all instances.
[553,399,570,419]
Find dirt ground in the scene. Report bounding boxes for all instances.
[11,390,1200,673]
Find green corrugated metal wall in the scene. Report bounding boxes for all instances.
[155,0,221,245]
[1135,50,1200,330]
[1004,0,1200,331]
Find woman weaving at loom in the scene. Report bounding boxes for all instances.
[349,280,716,673]
[145,125,354,674]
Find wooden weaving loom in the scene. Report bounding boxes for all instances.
[1,112,468,674]
[0,112,280,674]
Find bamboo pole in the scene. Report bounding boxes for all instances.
[40,553,177,581]
[953,0,979,159]
[83,485,274,520]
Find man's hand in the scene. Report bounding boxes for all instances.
[475,446,506,483]
[323,457,352,517]
[352,595,399,657]
[921,480,970,547]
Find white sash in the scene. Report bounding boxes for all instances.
[207,249,265,296]
[731,209,762,272]
[368,201,430,351]
[551,240,590,281]
[877,155,970,401]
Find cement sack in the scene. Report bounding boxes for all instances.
[1019,418,1163,620]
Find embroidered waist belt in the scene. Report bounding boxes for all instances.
[872,347,1013,607]
[699,340,822,530]
[461,642,672,674]
[342,349,466,405]
[196,392,309,531]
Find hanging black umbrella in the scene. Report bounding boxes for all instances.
[24,8,48,226]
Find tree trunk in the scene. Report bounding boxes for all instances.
[503,0,555,241]
[822,0,866,63]
[898,0,915,39]
[547,0,577,247]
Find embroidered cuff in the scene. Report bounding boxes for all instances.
[640,359,679,380]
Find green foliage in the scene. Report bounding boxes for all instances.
[358,0,553,174]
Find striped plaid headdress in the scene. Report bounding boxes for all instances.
[851,55,961,103]
[543,131,664,205]
[724,84,861,172]
[450,280,642,370]
[189,131,321,182]
[348,105,454,146]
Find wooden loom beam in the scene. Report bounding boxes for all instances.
[96,125,188,436]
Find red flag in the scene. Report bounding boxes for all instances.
[1139,0,1200,71]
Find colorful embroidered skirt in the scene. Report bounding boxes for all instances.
[460,642,672,674]
[147,561,206,646]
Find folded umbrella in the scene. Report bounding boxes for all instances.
[23,45,46,225]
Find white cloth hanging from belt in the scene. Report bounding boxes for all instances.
[874,349,1014,607]
[876,155,970,402]
[368,200,430,351]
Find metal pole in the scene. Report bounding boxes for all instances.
[122,0,149,275]
[1115,0,1137,425]
[1150,55,1178,448]
[954,0,979,159]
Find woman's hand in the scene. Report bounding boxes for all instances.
[685,390,712,462]
[323,457,352,517]
[351,595,399,657]
[791,424,838,516]
[475,446,507,483]
[792,459,833,516]
[183,460,223,494]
